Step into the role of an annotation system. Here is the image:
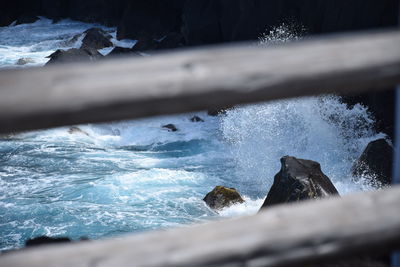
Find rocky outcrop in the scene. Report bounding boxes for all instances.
[351,139,393,186]
[190,116,204,122]
[203,186,244,210]
[261,156,339,208]
[80,28,113,50]
[45,48,102,65]
[162,124,178,132]
[25,236,71,247]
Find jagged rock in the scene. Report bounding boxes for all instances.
[261,156,339,209]
[25,236,71,247]
[16,58,35,65]
[190,116,204,122]
[81,28,113,50]
[203,186,245,210]
[45,48,103,65]
[351,139,393,186]
[162,124,178,132]
[68,127,89,136]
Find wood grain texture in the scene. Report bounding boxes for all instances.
[0,30,399,133]
[1,186,400,267]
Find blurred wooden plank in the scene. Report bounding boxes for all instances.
[1,186,400,267]
[0,30,399,133]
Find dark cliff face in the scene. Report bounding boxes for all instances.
[1,0,398,42]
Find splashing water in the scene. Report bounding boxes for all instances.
[0,21,383,251]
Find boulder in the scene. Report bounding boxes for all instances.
[162,124,178,132]
[190,116,204,122]
[25,236,71,247]
[203,186,245,210]
[45,48,103,65]
[261,156,339,208]
[351,139,393,186]
[16,58,35,65]
[80,28,113,50]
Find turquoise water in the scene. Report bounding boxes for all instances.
[0,19,381,251]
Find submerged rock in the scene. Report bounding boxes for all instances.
[25,236,71,247]
[207,106,232,116]
[203,186,245,210]
[45,48,103,65]
[261,156,339,209]
[190,116,204,122]
[68,127,89,136]
[16,57,35,65]
[351,138,393,186]
[81,28,113,50]
[162,124,178,132]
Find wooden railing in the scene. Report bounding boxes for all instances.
[1,29,400,267]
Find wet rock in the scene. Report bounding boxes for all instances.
[190,116,204,122]
[16,58,35,65]
[203,186,245,210]
[162,124,178,132]
[81,28,113,50]
[45,48,103,65]
[261,156,339,209]
[68,127,89,136]
[25,236,71,247]
[351,138,393,186]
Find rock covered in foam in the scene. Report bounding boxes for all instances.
[162,124,178,132]
[351,138,393,186]
[16,57,35,65]
[261,156,339,209]
[203,186,245,210]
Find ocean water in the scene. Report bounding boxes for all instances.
[0,19,383,251]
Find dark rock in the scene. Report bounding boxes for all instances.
[156,32,185,50]
[203,186,245,210]
[68,127,89,136]
[15,14,40,25]
[207,106,232,116]
[45,48,103,65]
[162,124,178,132]
[25,236,71,247]
[81,28,113,50]
[351,139,393,186]
[131,38,159,52]
[261,156,339,208]
[190,116,205,122]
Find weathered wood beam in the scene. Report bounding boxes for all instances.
[1,186,400,267]
[0,30,400,133]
